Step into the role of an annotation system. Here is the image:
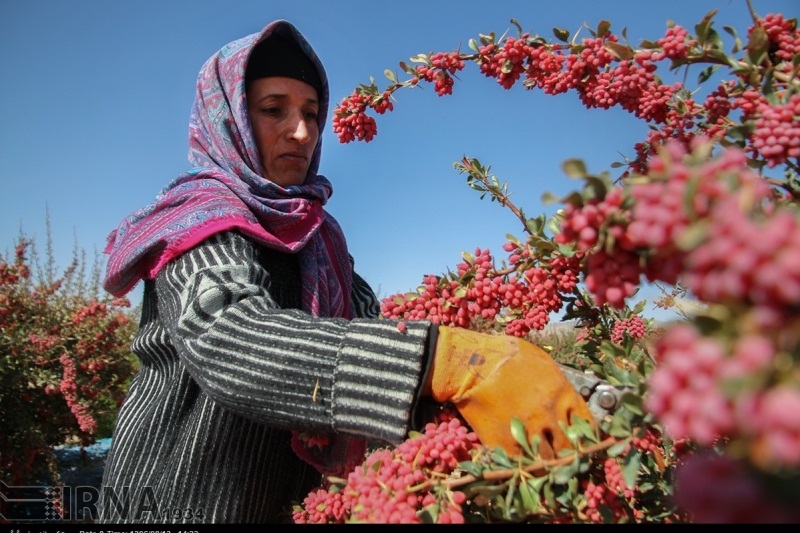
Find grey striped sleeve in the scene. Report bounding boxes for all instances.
[155,231,430,444]
[350,267,380,319]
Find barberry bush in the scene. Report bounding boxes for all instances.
[0,224,138,494]
[293,2,800,524]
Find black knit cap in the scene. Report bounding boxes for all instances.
[245,33,323,97]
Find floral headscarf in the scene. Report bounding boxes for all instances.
[103,20,353,320]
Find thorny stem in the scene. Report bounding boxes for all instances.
[458,156,528,230]
[440,435,620,491]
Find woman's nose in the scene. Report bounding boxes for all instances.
[290,115,310,143]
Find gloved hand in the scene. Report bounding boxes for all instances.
[424,326,595,459]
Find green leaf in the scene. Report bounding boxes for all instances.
[545,215,562,236]
[490,447,513,468]
[722,25,742,54]
[697,65,721,84]
[622,450,642,489]
[608,409,633,438]
[518,478,540,513]
[466,481,508,499]
[583,175,610,202]
[746,25,769,65]
[761,70,777,100]
[554,476,579,507]
[596,20,611,38]
[675,219,709,251]
[706,49,733,65]
[552,457,580,484]
[384,69,397,83]
[529,214,546,233]
[569,415,599,443]
[562,159,588,178]
[459,461,485,477]
[694,9,719,42]
[510,417,535,457]
[542,478,556,508]
[541,191,560,205]
[558,191,587,207]
[621,391,644,415]
[553,27,570,43]
[705,27,724,52]
[607,438,631,457]
[604,41,634,61]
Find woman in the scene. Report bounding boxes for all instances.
[98,19,591,524]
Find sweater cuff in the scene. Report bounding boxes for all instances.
[410,324,439,429]
[333,319,431,443]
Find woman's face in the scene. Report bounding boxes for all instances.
[247,77,320,187]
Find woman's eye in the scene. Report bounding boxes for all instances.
[263,107,281,116]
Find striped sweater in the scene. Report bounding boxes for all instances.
[97,230,433,523]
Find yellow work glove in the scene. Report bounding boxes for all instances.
[425,326,595,459]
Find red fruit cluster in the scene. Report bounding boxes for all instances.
[651,25,696,61]
[292,408,480,524]
[381,245,581,337]
[1,238,137,484]
[645,323,737,446]
[337,13,799,182]
[684,198,800,308]
[478,36,533,89]
[673,451,800,523]
[334,10,800,524]
[566,35,617,93]
[625,139,786,300]
[332,92,379,143]
[581,458,642,523]
[735,384,800,469]
[583,249,642,309]
[58,352,97,434]
[645,321,800,471]
[415,52,465,96]
[747,93,800,168]
[753,13,800,66]
[611,315,646,344]
[627,140,797,312]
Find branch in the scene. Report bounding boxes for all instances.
[441,435,620,490]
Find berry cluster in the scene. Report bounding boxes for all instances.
[381,245,581,337]
[478,36,533,90]
[754,13,800,66]
[646,320,800,471]
[651,25,696,61]
[581,458,640,523]
[747,93,800,168]
[332,92,379,143]
[292,408,479,524]
[611,315,646,344]
[334,13,799,180]
[415,52,465,96]
[333,9,800,524]
[672,451,800,523]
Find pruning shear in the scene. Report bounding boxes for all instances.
[558,364,631,423]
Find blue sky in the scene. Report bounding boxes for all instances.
[1,0,795,317]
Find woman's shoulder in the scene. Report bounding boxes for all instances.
[168,230,261,272]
